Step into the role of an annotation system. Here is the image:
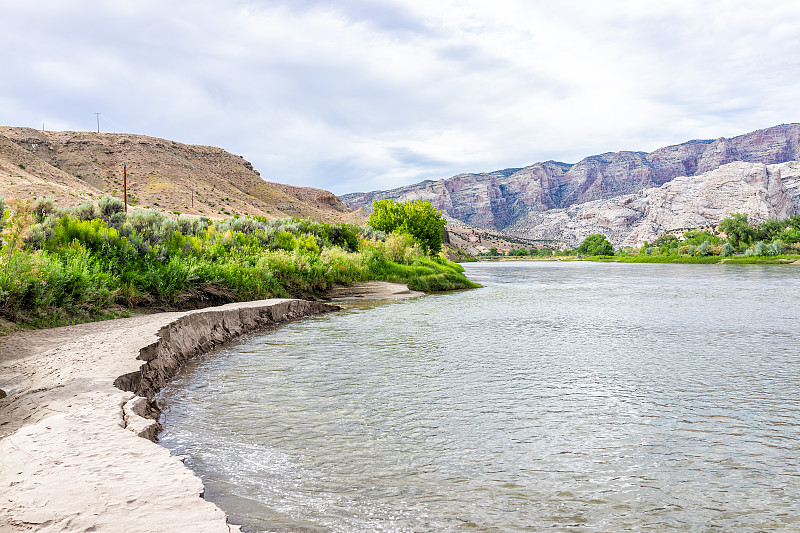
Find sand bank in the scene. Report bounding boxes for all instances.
[325,280,424,300]
[0,299,338,532]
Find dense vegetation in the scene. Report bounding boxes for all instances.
[0,196,477,329]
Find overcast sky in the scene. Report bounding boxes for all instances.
[3,1,800,195]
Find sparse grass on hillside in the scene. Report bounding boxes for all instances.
[0,127,356,223]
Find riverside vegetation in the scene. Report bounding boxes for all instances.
[477,213,800,264]
[0,195,477,329]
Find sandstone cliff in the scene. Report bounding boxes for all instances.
[341,124,800,232]
[0,127,352,221]
[506,161,799,248]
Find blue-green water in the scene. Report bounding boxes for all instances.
[158,262,800,532]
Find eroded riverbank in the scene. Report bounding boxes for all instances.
[0,298,337,532]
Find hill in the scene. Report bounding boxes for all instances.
[0,127,353,221]
[341,124,800,244]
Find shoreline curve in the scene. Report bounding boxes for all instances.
[0,298,338,533]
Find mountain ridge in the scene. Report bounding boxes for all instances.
[341,123,800,233]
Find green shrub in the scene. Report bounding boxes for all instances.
[696,240,712,256]
[33,197,57,223]
[721,243,734,257]
[767,241,784,256]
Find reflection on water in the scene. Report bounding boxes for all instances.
[158,262,800,532]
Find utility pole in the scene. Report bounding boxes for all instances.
[95,112,100,133]
[191,189,194,208]
[123,164,128,213]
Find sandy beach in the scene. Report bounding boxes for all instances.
[0,299,338,532]
[0,283,420,532]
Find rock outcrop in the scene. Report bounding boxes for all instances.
[341,124,800,233]
[506,161,798,248]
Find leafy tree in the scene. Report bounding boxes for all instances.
[779,227,800,244]
[652,234,679,252]
[719,213,756,249]
[576,233,614,256]
[682,230,721,246]
[367,199,404,234]
[368,199,447,254]
[757,218,787,242]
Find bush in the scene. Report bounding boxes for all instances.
[73,201,99,221]
[721,243,734,257]
[767,241,784,256]
[696,240,712,256]
[33,197,57,224]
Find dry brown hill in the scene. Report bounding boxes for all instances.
[0,127,354,221]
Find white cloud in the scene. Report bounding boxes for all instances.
[1,0,800,194]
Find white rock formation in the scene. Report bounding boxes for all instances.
[507,161,798,248]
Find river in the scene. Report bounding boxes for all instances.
[157,261,800,532]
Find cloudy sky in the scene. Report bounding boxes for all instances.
[3,1,800,195]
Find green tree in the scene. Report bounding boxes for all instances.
[366,199,403,235]
[652,234,679,250]
[757,218,787,242]
[682,230,721,246]
[368,199,447,254]
[719,213,755,249]
[576,234,614,256]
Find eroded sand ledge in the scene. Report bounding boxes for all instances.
[0,299,337,532]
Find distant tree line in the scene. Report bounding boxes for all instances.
[472,213,800,259]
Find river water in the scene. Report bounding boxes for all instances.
[157,261,800,532]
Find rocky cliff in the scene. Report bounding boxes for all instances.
[0,127,352,221]
[506,161,799,248]
[341,124,800,233]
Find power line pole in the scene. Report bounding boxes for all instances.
[123,164,128,213]
[95,112,100,133]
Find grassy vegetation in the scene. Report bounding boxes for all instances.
[0,196,478,329]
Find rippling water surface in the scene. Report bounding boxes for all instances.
[158,262,800,532]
